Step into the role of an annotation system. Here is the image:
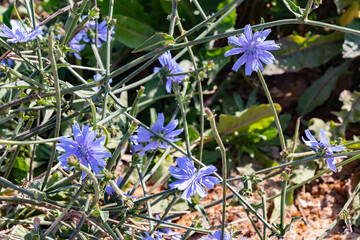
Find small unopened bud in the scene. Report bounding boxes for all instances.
[67,155,78,167]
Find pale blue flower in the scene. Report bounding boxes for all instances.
[92,73,113,92]
[130,113,183,156]
[224,24,279,75]
[0,59,13,76]
[0,24,43,43]
[68,31,86,60]
[83,20,115,48]
[154,51,186,93]
[56,124,111,178]
[302,128,346,172]
[155,215,182,240]
[168,157,219,200]
[201,230,237,240]
[141,231,163,240]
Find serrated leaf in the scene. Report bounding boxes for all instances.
[133,33,175,53]
[297,64,348,115]
[264,32,344,75]
[114,15,155,49]
[218,104,281,134]
[0,81,37,89]
[343,18,360,58]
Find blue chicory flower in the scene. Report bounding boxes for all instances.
[68,31,86,60]
[155,215,182,240]
[83,19,115,48]
[201,230,237,240]
[56,124,111,178]
[0,59,13,76]
[224,24,279,75]
[141,231,163,240]
[302,128,346,172]
[92,73,113,92]
[154,51,187,93]
[130,113,183,156]
[168,157,219,200]
[0,24,43,43]
[105,177,133,200]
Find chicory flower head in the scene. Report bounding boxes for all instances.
[0,24,43,43]
[56,124,111,178]
[224,24,279,75]
[83,19,115,48]
[154,51,187,93]
[201,230,236,240]
[68,31,86,60]
[155,215,182,240]
[130,113,183,156]
[168,157,219,200]
[92,73,113,92]
[302,128,346,172]
[141,231,163,240]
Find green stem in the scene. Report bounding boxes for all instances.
[40,185,85,239]
[317,179,360,240]
[169,0,178,36]
[173,82,192,159]
[191,0,207,20]
[102,0,115,120]
[41,29,62,191]
[257,70,286,151]
[79,164,100,210]
[280,174,287,232]
[260,190,267,240]
[205,108,227,240]
[303,0,314,21]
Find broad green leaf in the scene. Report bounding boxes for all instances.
[215,0,236,32]
[264,32,344,75]
[343,18,360,58]
[334,0,353,13]
[297,65,348,115]
[13,157,30,172]
[218,104,282,134]
[113,15,155,49]
[133,33,175,53]
[2,3,14,28]
[291,162,316,185]
[0,81,37,89]
[201,47,231,84]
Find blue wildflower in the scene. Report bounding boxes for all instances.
[0,24,43,43]
[154,51,187,93]
[68,31,86,60]
[168,157,219,200]
[130,113,183,156]
[56,124,111,178]
[302,128,346,172]
[92,73,113,92]
[155,215,182,240]
[105,177,133,199]
[83,19,115,48]
[224,24,279,75]
[201,230,237,240]
[0,59,13,76]
[141,231,163,240]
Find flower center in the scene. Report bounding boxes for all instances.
[79,145,90,159]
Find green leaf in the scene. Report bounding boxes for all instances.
[264,32,344,75]
[13,157,30,172]
[281,0,303,17]
[215,0,236,32]
[0,81,37,89]
[343,18,360,58]
[297,64,348,115]
[113,15,155,49]
[2,3,14,28]
[202,47,231,84]
[133,32,175,53]
[291,162,316,185]
[218,104,282,134]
